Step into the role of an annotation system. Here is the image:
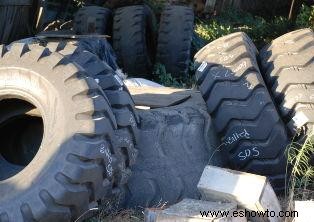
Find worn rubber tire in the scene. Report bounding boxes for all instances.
[259,29,314,136]
[40,41,139,191]
[194,32,290,192]
[156,5,194,79]
[125,100,224,208]
[74,6,113,35]
[113,5,156,77]
[0,43,118,221]
[0,0,33,44]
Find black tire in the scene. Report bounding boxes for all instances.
[40,41,140,193]
[125,103,224,208]
[0,43,118,221]
[0,0,33,44]
[156,5,194,79]
[74,6,113,35]
[113,5,157,77]
[194,32,290,192]
[259,29,314,136]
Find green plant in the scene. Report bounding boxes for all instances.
[153,63,181,87]
[153,63,196,88]
[195,20,232,42]
[195,9,292,48]
[286,135,314,215]
[296,4,314,30]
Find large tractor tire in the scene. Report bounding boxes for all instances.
[0,0,33,44]
[113,5,157,78]
[124,93,225,208]
[40,40,140,195]
[259,29,314,137]
[0,43,119,221]
[156,5,194,79]
[74,6,113,35]
[194,32,290,192]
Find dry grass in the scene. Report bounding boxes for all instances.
[87,209,144,222]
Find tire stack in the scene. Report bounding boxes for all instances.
[194,29,314,193]
[194,32,290,192]
[73,4,195,79]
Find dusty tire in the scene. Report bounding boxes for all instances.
[0,1,33,44]
[0,43,118,221]
[156,5,194,79]
[113,5,157,77]
[125,102,224,208]
[194,32,290,192]
[259,29,314,136]
[41,41,140,192]
[74,6,113,35]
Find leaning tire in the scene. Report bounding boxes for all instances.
[0,43,118,221]
[259,29,314,136]
[156,5,194,79]
[74,6,113,35]
[194,32,290,192]
[41,40,140,191]
[113,5,157,77]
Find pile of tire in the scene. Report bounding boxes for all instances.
[194,29,314,193]
[73,4,195,79]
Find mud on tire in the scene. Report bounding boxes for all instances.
[259,29,314,137]
[0,43,118,221]
[194,32,290,192]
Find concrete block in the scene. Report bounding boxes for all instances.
[197,166,282,222]
[144,198,246,222]
[295,201,314,222]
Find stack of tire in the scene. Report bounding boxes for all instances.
[73,4,195,79]
[194,29,314,193]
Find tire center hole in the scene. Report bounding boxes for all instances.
[0,99,43,181]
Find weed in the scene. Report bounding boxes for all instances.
[152,63,196,88]
[286,135,314,217]
[296,4,314,30]
[195,9,292,48]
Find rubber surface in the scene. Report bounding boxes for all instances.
[0,3,32,44]
[41,42,139,186]
[194,32,290,192]
[74,6,113,35]
[124,97,224,208]
[0,43,118,221]
[259,29,314,136]
[156,5,194,79]
[113,5,156,77]
[41,41,140,194]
